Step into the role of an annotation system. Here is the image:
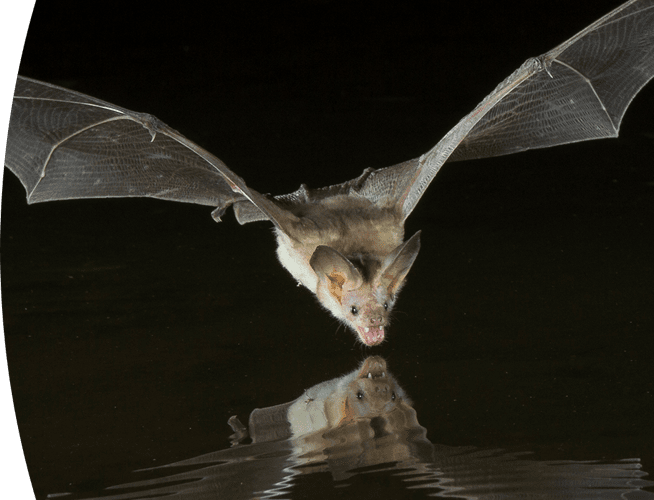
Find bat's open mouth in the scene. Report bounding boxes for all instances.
[358,325,384,346]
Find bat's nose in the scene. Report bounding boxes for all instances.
[373,384,395,403]
[369,315,384,325]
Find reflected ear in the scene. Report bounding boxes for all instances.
[310,245,363,303]
[378,231,421,296]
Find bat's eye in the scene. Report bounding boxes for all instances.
[383,302,389,310]
[356,390,364,400]
[391,392,396,401]
[350,306,358,315]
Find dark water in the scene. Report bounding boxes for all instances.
[2,1,654,499]
[37,430,654,499]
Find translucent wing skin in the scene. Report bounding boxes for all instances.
[396,0,654,220]
[251,0,654,224]
[4,1,653,230]
[5,76,299,233]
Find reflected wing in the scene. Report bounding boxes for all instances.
[5,76,299,232]
[395,0,654,220]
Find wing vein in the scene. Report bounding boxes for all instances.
[29,115,139,201]
[551,59,617,132]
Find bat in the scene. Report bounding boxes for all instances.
[228,356,410,443]
[5,0,654,346]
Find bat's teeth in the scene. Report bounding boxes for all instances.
[382,372,386,377]
[364,327,370,333]
[368,372,372,379]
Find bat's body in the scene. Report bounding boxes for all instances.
[270,182,419,345]
[4,0,654,345]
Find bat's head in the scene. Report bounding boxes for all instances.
[328,356,409,425]
[310,232,421,346]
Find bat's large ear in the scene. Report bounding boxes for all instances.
[378,231,421,296]
[310,246,363,302]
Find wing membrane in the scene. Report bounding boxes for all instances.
[398,0,654,220]
[6,77,300,232]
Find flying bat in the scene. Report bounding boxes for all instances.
[5,0,654,345]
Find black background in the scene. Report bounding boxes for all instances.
[2,1,654,498]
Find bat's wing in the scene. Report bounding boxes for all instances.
[247,402,294,443]
[5,76,300,233]
[369,0,654,221]
[7,1,653,231]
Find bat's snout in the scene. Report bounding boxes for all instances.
[358,324,385,346]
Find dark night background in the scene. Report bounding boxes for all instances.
[1,0,654,498]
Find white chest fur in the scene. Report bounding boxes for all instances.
[274,229,318,292]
